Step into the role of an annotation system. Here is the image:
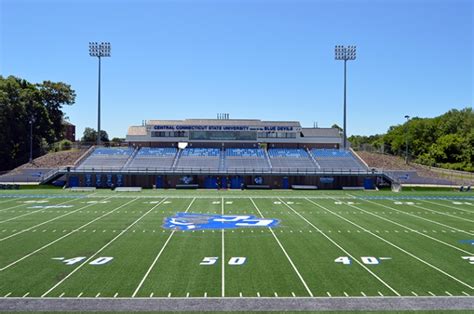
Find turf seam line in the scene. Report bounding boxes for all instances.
[280,197,400,296]
[131,197,196,298]
[0,197,140,271]
[41,197,169,297]
[312,197,474,291]
[250,197,314,297]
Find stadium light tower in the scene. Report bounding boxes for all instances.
[404,115,410,164]
[335,45,356,149]
[89,42,111,145]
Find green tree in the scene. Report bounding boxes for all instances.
[0,76,76,170]
[81,128,109,143]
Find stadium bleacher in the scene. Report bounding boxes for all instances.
[125,147,177,170]
[311,149,367,171]
[268,148,316,170]
[175,148,221,170]
[225,148,270,170]
[77,147,134,170]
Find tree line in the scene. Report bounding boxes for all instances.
[0,76,76,171]
[349,108,474,172]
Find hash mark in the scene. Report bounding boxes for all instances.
[204,292,207,298]
[378,291,384,296]
[95,293,100,298]
[428,291,436,296]
[411,291,418,296]
[291,292,296,297]
[257,292,260,297]
[445,291,453,296]
[3,292,12,297]
[167,292,171,298]
[239,292,242,297]
[274,292,278,297]
[22,292,29,298]
[361,292,366,297]
[149,293,153,298]
[59,292,65,298]
[462,291,470,296]
[186,292,189,298]
[343,291,349,297]
[114,293,118,298]
[326,292,331,297]
[77,292,83,298]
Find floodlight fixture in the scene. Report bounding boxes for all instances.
[89,42,111,145]
[335,45,357,149]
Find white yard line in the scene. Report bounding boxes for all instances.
[422,200,474,214]
[250,198,314,297]
[277,197,400,296]
[305,198,474,291]
[0,197,140,271]
[0,200,34,213]
[0,196,115,242]
[0,197,20,205]
[357,198,474,236]
[331,199,473,255]
[41,197,169,297]
[408,203,474,223]
[0,197,80,223]
[221,196,225,298]
[131,198,196,298]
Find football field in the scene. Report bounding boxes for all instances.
[0,189,473,311]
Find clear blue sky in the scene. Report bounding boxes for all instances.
[1,0,472,139]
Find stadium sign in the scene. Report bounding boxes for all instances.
[153,125,296,131]
[163,213,279,231]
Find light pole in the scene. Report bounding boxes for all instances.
[335,45,356,149]
[29,117,35,163]
[404,115,410,164]
[89,42,111,145]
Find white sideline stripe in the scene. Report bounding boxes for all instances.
[250,198,314,297]
[338,200,473,255]
[309,198,474,291]
[0,196,115,242]
[131,198,196,298]
[0,197,139,271]
[41,198,169,297]
[409,203,474,223]
[357,197,474,236]
[221,196,225,298]
[423,200,474,214]
[284,198,399,296]
[0,197,80,224]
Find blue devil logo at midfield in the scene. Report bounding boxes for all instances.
[163,213,279,231]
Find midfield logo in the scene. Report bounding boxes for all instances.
[163,213,279,231]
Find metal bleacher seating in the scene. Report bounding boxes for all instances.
[267,148,316,170]
[125,147,177,170]
[77,148,134,170]
[224,148,270,171]
[175,148,221,170]
[310,149,367,171]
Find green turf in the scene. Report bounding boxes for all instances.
[0,189,473,299]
